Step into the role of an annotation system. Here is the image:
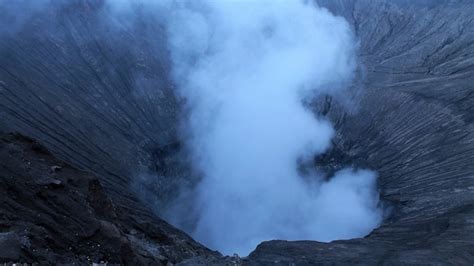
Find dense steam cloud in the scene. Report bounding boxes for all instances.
[1,0,383,256]
[162,0,383,256]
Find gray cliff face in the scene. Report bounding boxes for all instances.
[0,0,473,264]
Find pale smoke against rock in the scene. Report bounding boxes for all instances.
[163,0,383,255]
[0,0,473,263]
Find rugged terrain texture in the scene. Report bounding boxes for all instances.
[0,133,218,264]
[0,0,473,264]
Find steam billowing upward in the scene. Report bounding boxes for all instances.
[0,0,381,255]
[163,0,383,256]
[1,0,382,256]
[2,0,473,263]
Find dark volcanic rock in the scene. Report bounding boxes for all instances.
[0,0,179,204]
[0,133,218,264]
[0,0,473,264]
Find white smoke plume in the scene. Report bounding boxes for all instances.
[0,0,384,256]
[161,0,383,256]
[102,0,383,256]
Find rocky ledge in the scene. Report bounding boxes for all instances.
[0,133,218,264]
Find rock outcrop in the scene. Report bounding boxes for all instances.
[0,133,218,264]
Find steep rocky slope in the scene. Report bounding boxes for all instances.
[0,132,218,264]
[0,0,473,264]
